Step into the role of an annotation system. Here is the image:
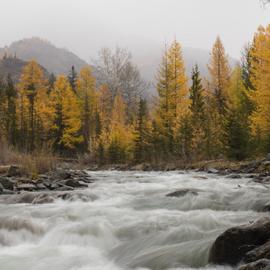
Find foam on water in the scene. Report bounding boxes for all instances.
[0,171,268,270]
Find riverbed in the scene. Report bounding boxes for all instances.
[0,171,269,270]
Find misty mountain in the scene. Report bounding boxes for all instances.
[0,37,88,75]
[0,56,48,83]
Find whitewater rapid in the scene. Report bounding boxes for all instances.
[0,171,269,270]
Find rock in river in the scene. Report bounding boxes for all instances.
[209,218,270,266]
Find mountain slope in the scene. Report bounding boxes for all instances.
[0,38,88,75]
[0,56,48,82]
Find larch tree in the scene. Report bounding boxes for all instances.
[207,37,231,155]
[155,40,189,157]
[17,60,48,151]
[76,66,97,151]
[208,36,231,115]
[249,25,270,151]
[107,94,133,163]
[49,75,82,154]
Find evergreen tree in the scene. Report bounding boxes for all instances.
[5,75,17,146]
[189,65,207,159]
[68,65,77,92]
[133,98,149,163]
[225,67,251,160]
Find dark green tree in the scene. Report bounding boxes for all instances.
[68,65,77,92]
[133,98,149,163]
[5,75,17,146]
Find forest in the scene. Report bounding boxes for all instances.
[0,24,270,165]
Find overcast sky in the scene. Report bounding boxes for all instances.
[0,0,270,60]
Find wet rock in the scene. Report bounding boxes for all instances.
[227,174,242,179]
[239,259,270,270]
[266,153,270,161]
[51,169,72,180]
[36,183,47,190]
[0,176,14,190]
[16,183,37,191]
[62,179,88,188]
[32,194,54,204]
[244,241,270,263]
[7,165,21,177]
[0,183,3,193]
[166,189,199,197]
[207,168,219,174]
[209,218,270,266]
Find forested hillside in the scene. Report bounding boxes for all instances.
[0,24,270,165]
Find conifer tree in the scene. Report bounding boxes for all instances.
[189,65,206,158]
[225,67,250,160]
[5,75,17,146]
[208,36,231,115]
[49,75,82,153]
[76,66,96,151]
[155,40,188,157]
[249,25,270,151]
[17,60,48,151]
[107,94,133,163]
[133,98,149,162]
[207,37,231,155]
[68,65,77,92]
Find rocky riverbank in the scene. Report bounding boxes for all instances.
[209,217,270,270]
[0,166,94,196]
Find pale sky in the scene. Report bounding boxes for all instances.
[0,0,270,60]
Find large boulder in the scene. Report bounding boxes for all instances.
[239,259,270,270]
[7,165,22,177]
[209,218,270,266]
[244,241,270,263]
[0,177,14,190]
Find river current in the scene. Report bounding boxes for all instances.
[0,171,269,270]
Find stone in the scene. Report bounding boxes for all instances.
[227,174,242,179]
[244,241,270,263]
[239,259,270,270]
[266,153,270,161]
[207,168,219,174]
[7,165,21,177]
[0,176,14,190]
[16,183,37,191]
[209,218,270,266]
[63,179,88,188]
[166,189,199,197]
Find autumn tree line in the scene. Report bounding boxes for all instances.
[1,25,270,164]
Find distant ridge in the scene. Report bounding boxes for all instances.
[0,37,88,75]
[0,55,48,83]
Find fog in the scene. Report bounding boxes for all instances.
[0,0,270,60]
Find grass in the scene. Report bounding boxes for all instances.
[0,141,58,178]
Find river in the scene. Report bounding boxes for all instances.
[0,170,269,270]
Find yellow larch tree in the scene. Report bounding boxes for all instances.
[17,60,49,151]
[76,66,97,151]
[155,40,189,157]
[49,75,82,153]
[106,94,134,163]
[249,25,270,149]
